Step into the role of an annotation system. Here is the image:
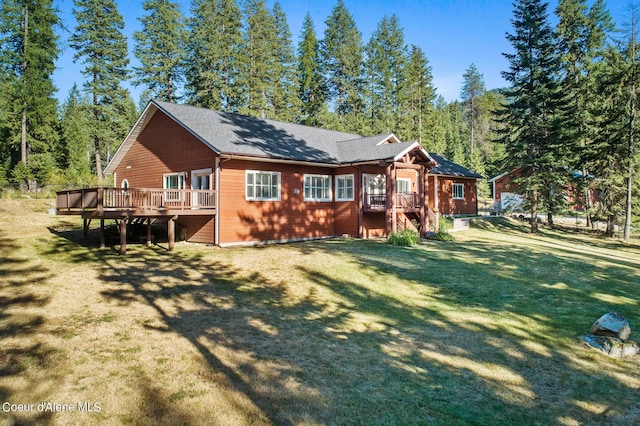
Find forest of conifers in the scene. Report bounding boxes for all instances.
[0,0,638,236]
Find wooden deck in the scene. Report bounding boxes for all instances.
[56,187,217,218]
[56,187,216,255]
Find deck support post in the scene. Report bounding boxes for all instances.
[146,218,152,247]
[357,166,363,238]
[83,218,91,238]
[119,218,127,255]
[100,219,105,248]
[168,216,176,251]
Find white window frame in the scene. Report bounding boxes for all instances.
[304,174,332,202]
[335,174,354,201]
[452,183,464,200]
[396,178,412,194]
[163,172,186,202]
[246,170,281,201]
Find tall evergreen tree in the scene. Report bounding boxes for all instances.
[270,1,300,122]
[185,0,243,111]
[70,0,130,183]
[133,0,187,103]
[239,0,277,118]
[498,0,565,232]
[556,0,613,219]
[321,0,364,132]
[0,0,60,184]
[59,84,92,184]
[402,44,436,145]
[460,63,485,157]
[364,14,407,135]
[297,13,326,126]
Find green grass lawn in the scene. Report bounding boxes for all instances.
[1,199,639,425]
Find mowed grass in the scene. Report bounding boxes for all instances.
[1,198,639,425]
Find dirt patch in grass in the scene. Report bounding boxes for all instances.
[1,199,639,425]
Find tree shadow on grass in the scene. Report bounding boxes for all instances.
[0,230,57,425]
[41,217,640,424]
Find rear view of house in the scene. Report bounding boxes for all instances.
[56,101,481,251]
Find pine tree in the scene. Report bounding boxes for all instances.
[185,0,243,111]
[60,84,92,184]
[70,0,130,183]
[498,0,565,232]
[0,0,60,186]
[321,0,364,132]
[239,0,277,118]
[270,1,300,122]
[364,15,407,135]
[133,0,187,103]
[460,63,485,157]
[556,0,613,220]
[402,44,436,145]
[297,13,326,126]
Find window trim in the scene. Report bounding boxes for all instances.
[452,183,464,200]
[304,174,332,202]
[163,172,186,202]
[245,170,281,201]
[335,174,354,201]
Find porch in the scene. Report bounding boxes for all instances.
[363,192,421,212]
[55,187,217,254]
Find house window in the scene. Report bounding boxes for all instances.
[246,170,280,201]
[304,174,332,201]
[453,183,464,200]
[396,178,411,194]
[335,174,354,201]
[163,172,186,201]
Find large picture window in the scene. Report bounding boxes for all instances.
[304,174,332,201]
[452,183,464,200]
[335,174,354,201]
[246,171,280,201]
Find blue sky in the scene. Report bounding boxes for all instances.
[52,0,631,106]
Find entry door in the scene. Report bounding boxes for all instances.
[191,169,212,207]
[363,174,386,208]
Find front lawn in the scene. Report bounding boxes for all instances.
[1,199,639,425]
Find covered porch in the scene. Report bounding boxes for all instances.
[56,187,217,254]
[357,148,439,237]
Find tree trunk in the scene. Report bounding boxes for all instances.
[530,190,538,233]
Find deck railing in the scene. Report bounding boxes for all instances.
[56,187,217,214]
[364,192,421,211]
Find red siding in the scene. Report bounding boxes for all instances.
[112,111,217,188]
[219,160,339,245]
[112,111,218,244]
[429,175,478,216]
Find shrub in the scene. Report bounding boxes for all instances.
[433,230,454,241]
[388,230,420,247]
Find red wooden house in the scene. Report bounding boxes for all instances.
[56,101,480,251]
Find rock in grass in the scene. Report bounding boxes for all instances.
[582,335,640,358]
[591,312,631,341]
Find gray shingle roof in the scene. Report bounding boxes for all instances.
[106,101,434,173]
[430,153,483,179]
[154,101,420,164]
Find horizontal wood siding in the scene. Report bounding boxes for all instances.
[113,111,217,189]
[177,216,214,243]
[437,177,478,215]
[219,160,337,244]
[112,111,218,244]
[334,166,358,237]
[363,213,386,237]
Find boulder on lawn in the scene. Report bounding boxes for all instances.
[582,335,640,358]
[591,312,631,341]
